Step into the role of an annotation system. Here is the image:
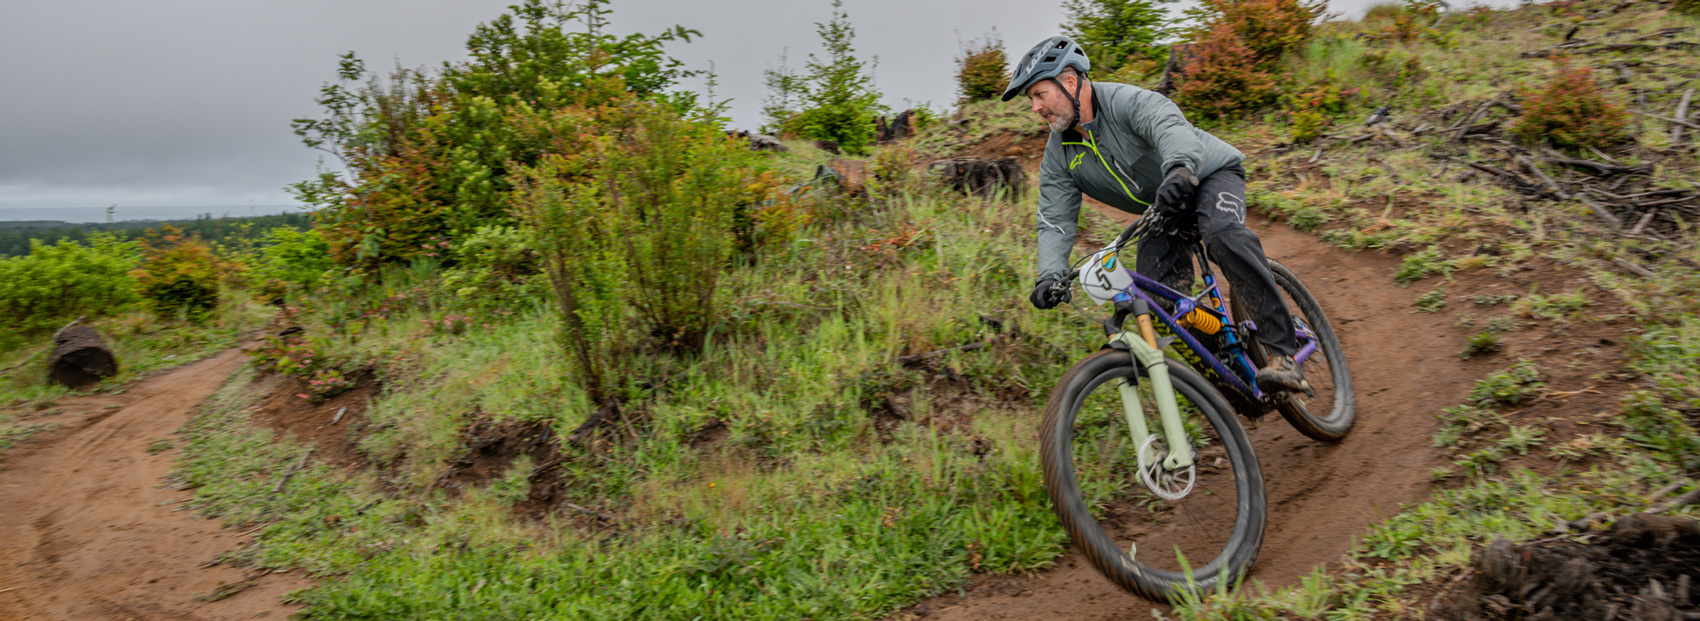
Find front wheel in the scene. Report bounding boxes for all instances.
[1233,259,1357,442]
[1040,349,1266,602]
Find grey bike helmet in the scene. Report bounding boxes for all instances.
[1003,36,1092,128]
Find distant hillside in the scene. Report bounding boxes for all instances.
[0,211,314,256]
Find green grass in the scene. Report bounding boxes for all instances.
[173,179,1116,619]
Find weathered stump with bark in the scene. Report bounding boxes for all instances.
[48,324,118,389]
[877,109,917,143]
[928,157,1026,200]
[813,159,869,196]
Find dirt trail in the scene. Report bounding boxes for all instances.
[911,212,1473,620]
[0,348,311,620]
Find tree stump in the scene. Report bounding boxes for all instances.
[814,159,869,196]
[877,109,917,143]
[928,157,1026,200]
[48,324,118,389]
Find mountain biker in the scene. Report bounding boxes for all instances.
[1008,36,1308,393]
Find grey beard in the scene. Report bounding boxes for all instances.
[1047,109,1075,132]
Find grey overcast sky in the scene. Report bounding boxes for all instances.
[0,0,1512,220]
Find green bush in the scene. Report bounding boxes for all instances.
[955,33,1009,105]
[1062,0,1173,74]
[133,226,224,320]
[250,227,333,299]
[0,234,140,346]
[439,225,545,317]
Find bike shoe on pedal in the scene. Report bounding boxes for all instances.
[1256,355,1311,394]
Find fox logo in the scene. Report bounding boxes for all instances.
[1214,192,1245,224]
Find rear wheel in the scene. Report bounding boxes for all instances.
[1232,259,1356,442]
[1040,348,1266,602]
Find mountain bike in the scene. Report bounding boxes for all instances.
[1039,213,1355,602]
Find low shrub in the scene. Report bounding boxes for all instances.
[1509,61,1630,149]
[955,33,1008,105]
[250,227,333,299]
[132,226,225,320]
[0,234,140,345]
[1175,22,1279,121]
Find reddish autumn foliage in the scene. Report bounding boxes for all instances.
[1175,22,1279,122]
[1509,62,1631,149]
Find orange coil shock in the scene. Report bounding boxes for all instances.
[1177,308,1223,334]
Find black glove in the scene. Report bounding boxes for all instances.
[1029,277,1071,309]
[1152,165,1200,219]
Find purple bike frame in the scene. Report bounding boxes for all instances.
[1109,270,1319,404]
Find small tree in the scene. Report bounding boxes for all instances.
[783,0,886,155]
[955,32,1009,105]
[761,49,806,135]
[1184,0,1323,67]
[1062,0,1174,74]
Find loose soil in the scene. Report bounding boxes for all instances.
[0,348,312,620]
[899,209,1630,620]
[1439,514,1700,620]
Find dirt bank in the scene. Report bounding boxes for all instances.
[0,348,311,620]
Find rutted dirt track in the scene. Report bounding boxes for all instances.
[0,349,310,620]
[909,212,1476,620]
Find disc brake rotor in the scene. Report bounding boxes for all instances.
[1137,435,1197,501]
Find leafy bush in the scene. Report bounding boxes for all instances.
[290,0,700,269]
[0,234,139,344]
[439,225,544,316]
[1175,22,1278,122]
[1187,0,1324,66]
[1062,0,1173,74]
[250,227,333,299]
[512,102,775,401]
[955,33,1009,105]
[132,226,225,320]
[1509,61,1630,149]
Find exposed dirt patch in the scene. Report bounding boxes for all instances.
[898,210,1636,619]
[249,370,377,468]
[0,348,313,620]
[1438,514,1700,620]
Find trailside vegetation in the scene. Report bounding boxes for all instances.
[955,32,1009,106]
[1061,0,1174,74]
[761,0,886,155]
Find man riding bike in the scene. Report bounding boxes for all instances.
[1009,36,1308,393]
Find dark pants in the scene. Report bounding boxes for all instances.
[1135,164,1296,356]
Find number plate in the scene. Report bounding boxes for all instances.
[1078,248,1133,304]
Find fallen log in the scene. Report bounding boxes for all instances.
[1542,155,1649,175]
[48,324,118,389]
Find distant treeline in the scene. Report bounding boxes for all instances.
[0,212,314,257]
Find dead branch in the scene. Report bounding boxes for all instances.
[1671,88,1694,146]
[1448,97,1497,142]
[270,449,314,499]
[560,501,619,523]
[1646,485,1700,514]
[1633,110,1700,131]
[1613,257,1657,277]
[1542,155,1649,175]
[1517,155,1569,199]
[1630,211,1658,235]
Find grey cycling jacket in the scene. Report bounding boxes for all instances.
[1035,81,1245,282]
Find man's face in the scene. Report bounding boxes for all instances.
[1026,76,1076,132]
